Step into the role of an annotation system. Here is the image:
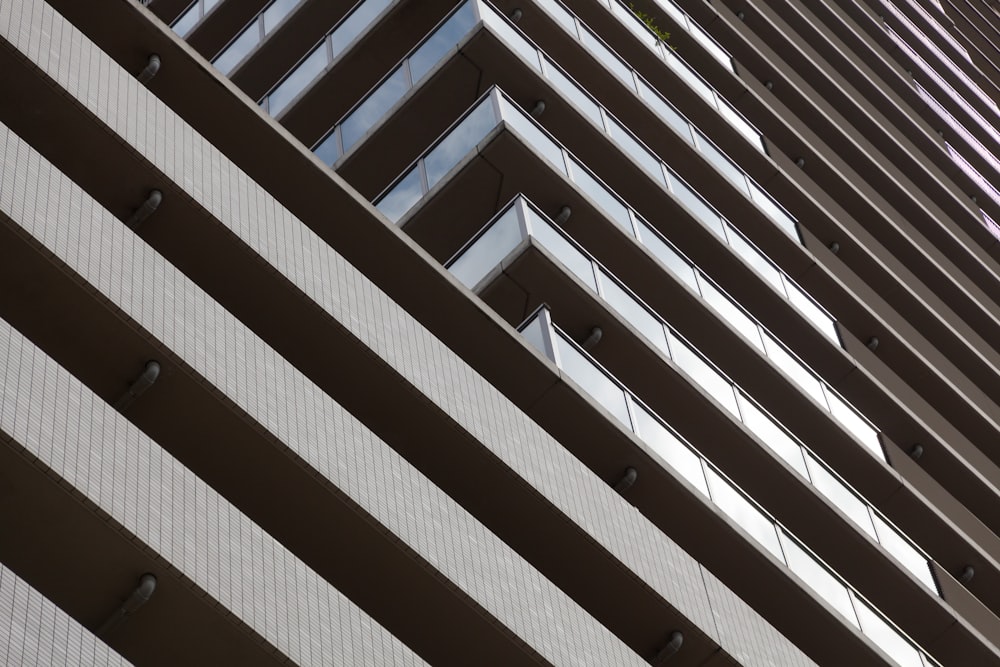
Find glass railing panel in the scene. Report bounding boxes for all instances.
[668,331,740,417]
[779,531,860,627]
[748,181,799,238]
[609,1,661,50]
[872,515,937,591]
[597,269,671,355]
[632,404,709,495]
[376,92,501,222]
[736,394,809,477]
[330,0,394,57]
[717,98,763,147]
[554,331,634,427]
[606,118,667,185]
[762,336,828,407]
[341,67,410,150]
[706,468,785,560]
[518,311,937,664]
[425,96,498,187]
[541,60,603,125]
[823,387,881,456]
[261,0,395,116]
[262,0,298,31]
[694,131,750,196]
[636,79,692,141]
[723,225,785,292]
[666,173,726,237]
[497,97,567,172]
[410,1,480,81]
[804,453,878,539]
[565,162,632,230]
[214,23,261,75]
[377,166,425,223]
[644,0,733,69]
[664,50,715,104]
[520,308,555,359]
[172,2,201,37]
[580,28,635,85]
[530,213,599,289]
[785,279,840,341]
[699,278,765,352]
[636,226,699,290]
[313,1,478,165]
[213,0,301,75]
[690,23,732,69]
[267,44,327,116]
[480,7,543,71]
[449,205,523,288]
[534,0,577,33]
[853,596,924,667]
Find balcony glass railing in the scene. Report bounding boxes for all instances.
[533,0,763,150]
[335,2,830,339]
[356,20,827,332]
[258,0,397,116]
[884,1,997,115]
[313,1,481,165]
[885,20,1000,146]
[211,0,301,75]
[520,306,940,667]
[170,0,222,37]
[448,195,936,593]
[376,90,886,461]
[898,0,972,63]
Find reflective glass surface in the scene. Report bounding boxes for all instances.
[454,200,926,597]
[449,206,522,288]
[375,92,501,222]
[707,469,784,560]
[409,1,478,81]
[737,394,808,477]
[555,332,633,427]
[376,167,424,223]
[342,67,409,151]
[854,598,923,667]
[668,330,740,417]
[516,307,938,666]
[214,23,260,75]
[262,0,298,32]
[779,532,859,626]
[598,271,669,354]
[263,0,395,115]
[390,91,868,462]
[567,162,632,230]
[426,99,499,187]
[330,0,393,58]
[632,405,708,495]
[171,2,200,37]
[267,44,326,116]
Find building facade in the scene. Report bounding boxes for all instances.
[1,0,1000,664]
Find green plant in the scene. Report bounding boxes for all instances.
[629,3,670,45]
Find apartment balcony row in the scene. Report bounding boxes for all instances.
[130,0,1000,432]
[0,3,830,664]
[25,0,1000,628]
